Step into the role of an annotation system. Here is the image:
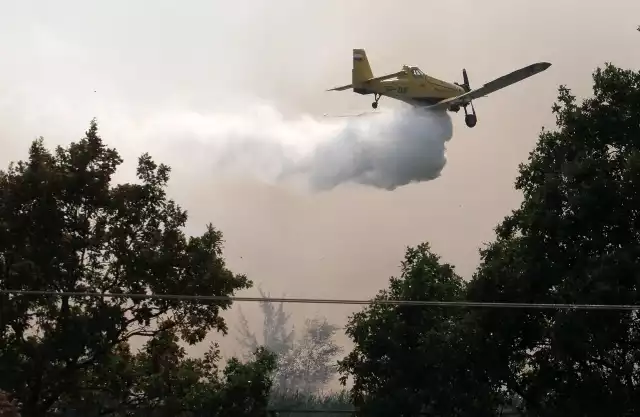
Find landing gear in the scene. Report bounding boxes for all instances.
[464,101,477,128]
[371,93,381,109]
[465,112,477,128]
[457,68,477,128]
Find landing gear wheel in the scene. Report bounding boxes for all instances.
[372,93,381,109]
[463,101,477,128]
[465,114,477,128]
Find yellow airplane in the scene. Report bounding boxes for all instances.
[327,49,551,128]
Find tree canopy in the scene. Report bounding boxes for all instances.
[338,243,500,417]
[0,120,274,416]
[466,63,640,416]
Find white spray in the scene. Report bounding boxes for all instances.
[141,104,454,192]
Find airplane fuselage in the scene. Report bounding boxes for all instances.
[353,65,466,108]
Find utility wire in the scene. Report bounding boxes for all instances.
[0,289,638,311]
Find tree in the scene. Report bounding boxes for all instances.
[338,243,501,417]
[466,63,640,416]
[57,328,277,417]
[236,287,342,395]
[236,287,295,361]
[275,317,342,394]
[0,120,258,416]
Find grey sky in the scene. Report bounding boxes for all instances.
[1,0,640,363]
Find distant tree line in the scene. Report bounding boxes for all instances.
[235,286,342,396]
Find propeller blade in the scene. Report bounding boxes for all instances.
[462,69,470,91]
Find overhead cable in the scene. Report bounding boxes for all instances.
[0,290,638,311]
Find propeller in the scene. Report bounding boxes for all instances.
[462,68,470,92]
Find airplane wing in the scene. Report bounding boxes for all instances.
[327,71,405,92]
[425,62,551,110]
[327,84,352,91]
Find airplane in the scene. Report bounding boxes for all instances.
[327,49,551,128]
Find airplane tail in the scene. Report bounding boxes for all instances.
[326,48,373,92]
[352,49,373,86]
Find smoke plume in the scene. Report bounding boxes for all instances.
[144,104,454,192]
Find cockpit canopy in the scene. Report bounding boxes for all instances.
[410,67,425,77]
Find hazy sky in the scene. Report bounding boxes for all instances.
[2,0,640,361]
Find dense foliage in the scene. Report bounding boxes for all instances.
[338,244,503,417]
[466,63,640,417]
[0,121,274,416]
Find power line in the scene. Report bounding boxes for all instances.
[0,289,638,311]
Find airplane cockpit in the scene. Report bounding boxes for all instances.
[402,65,426,78]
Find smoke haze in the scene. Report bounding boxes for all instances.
[3,0,640,387]
[137,105,453,192]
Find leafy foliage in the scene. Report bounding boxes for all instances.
[57,328,276,417]
[0,120,258,416]
[338,243,501,417]
[465,63,640,416]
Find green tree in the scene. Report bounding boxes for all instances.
[0,120,257,416]
[54,328,276,417]
[58,328,277,417]
[69,329,200,416]
[466,63,640,416]
[338,243,501,417]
